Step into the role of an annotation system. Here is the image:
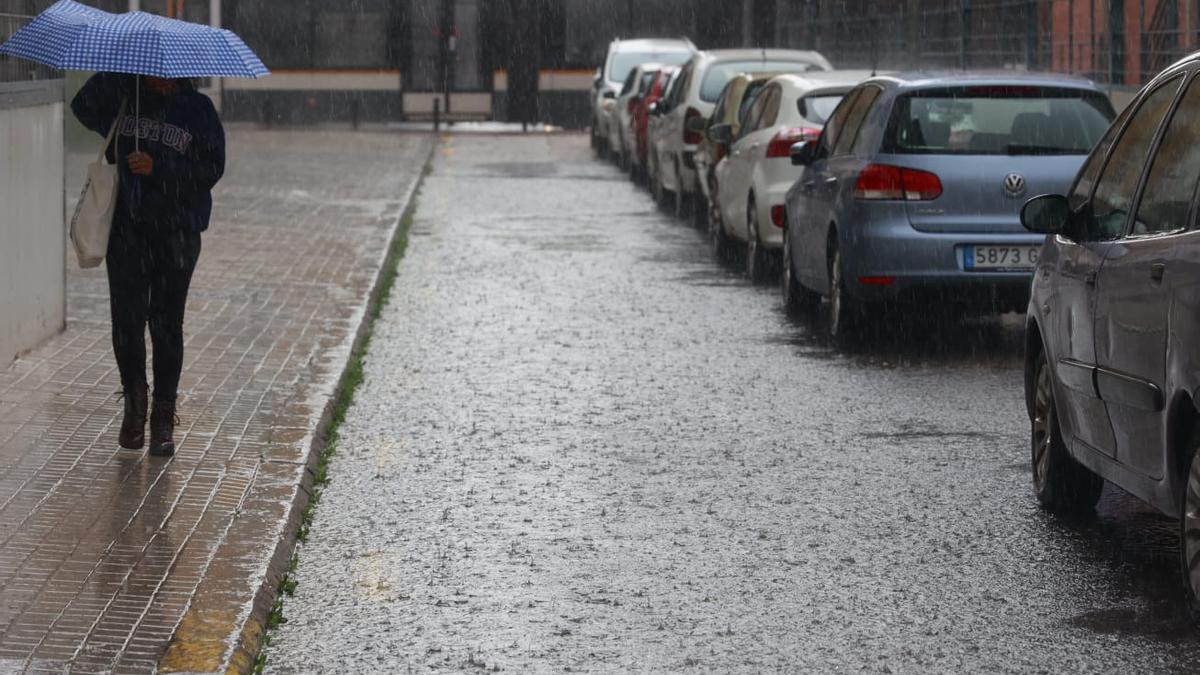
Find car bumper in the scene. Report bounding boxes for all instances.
[841,215,1041,311]
[758,179,797,249]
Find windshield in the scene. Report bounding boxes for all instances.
[608,50,692,84]
[885,86,1115,155]
[798,94,845,125]
[701,60,822,102]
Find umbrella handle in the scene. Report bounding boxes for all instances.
[135,75,139,154]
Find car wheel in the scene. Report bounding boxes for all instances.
[709,197,736,262]
[781,227,818,316]
[825,237,860,339]
[673,159,688,219]
[652,157,670,209]
[746,196,769,284]
[1030,351,1103,513]
[1181,435,1200,619]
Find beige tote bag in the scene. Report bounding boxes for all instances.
[70,99,126,269]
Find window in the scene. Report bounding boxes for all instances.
[1069,101,1134,211]
[699,59,822,103]
[741,87,771,137]
[737,80,770,129]
[1082,77,1181,241]
[607,50,692,85]
[1131,76,1200,235]
[818,88,863,157]
[798,93,846,125]
[834,86,881,156]
[619,70,639,97]
[884,86,1114,156]
[758,85,782,130]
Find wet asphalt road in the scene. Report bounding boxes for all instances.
[265,133,1200,673]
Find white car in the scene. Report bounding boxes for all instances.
[650,49,833,218]
[591,38,694,157]
[608,63,666,170]
[712,71,871,281]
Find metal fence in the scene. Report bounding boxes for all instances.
[0,0,57,81]
[775,0,1196,89]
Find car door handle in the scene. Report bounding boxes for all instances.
[1150,261,1166,283]
[803,180,817,192]
[824,177,838,188]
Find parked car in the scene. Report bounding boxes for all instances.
[781,72,1114,337]
[632,66,679,181]
[1018,52,1200,613]
[711,71,871,281]
[649,49,834,218]
[608,63,666,170]
[694,72,779,232]
[648,68,686,207]
[591,38,694,157]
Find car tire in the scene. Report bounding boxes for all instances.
[709,198,736,263]
[746,196,770,284]
[781,226,818,316]
[673,159,688,220]
[1180,431,1200,620]
[652,157,671,209]
[1030,350,1104,514]
[825,236,861,339]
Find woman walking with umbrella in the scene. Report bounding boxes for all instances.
[0,0,267,456]
[72,73,225,456]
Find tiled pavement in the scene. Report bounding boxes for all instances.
[0,130,433,673]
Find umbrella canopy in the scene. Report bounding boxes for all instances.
[0,0,268,79]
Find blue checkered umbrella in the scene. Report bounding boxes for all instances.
[0,0,268,79]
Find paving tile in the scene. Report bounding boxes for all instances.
[0,130,432,672]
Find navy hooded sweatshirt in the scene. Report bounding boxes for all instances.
[71,73,225,234]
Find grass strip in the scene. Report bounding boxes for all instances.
[252,159,429,673]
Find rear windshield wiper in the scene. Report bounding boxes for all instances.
[1006,144,1085,155]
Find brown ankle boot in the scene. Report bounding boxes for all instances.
[149,398,177,457]
[118,384,148,449]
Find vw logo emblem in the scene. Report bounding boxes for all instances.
[1003,173,1027,198]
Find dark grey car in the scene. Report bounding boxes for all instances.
[1020,52,1200,613]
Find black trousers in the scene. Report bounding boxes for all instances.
[105,218,201,402]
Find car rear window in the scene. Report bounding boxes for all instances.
[884,85,1115,155]
[798,94,845,125]
[701,60,822,103]
[609,51,691,84]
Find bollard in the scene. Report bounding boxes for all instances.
[433,98,441,133]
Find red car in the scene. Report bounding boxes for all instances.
[631,66,679,178]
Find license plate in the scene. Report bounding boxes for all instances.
[963,245,1040,271]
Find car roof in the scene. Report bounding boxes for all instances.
[696,49,833,70]
[866,70,1105,92]
[769,70,881,90]
[609,38,694,53]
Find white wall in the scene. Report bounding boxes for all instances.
[0,83,65,366]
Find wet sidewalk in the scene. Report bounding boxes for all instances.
[0,130,432,673]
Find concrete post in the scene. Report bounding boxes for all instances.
[210,0,223,113]
[128,0,139,10]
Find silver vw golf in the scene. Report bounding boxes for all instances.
[1021,51,1200,614]
[782,72,1115,337]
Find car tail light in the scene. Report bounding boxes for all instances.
[858,276,897,286]
[684,106,704,145]
[770,205,786,228]
[715,144,727,162]
[766,127,822,158]
[854,164,942,201]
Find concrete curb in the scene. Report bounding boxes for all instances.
[159,139,437,674]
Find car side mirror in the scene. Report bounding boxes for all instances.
[707,123,733,145]
[1021,194,1070,235]
[648,101,663,116]
[790,141,815,167]
[686,115,709,135]
[602,90,617,100]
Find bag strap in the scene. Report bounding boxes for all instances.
[99,98,128,164]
